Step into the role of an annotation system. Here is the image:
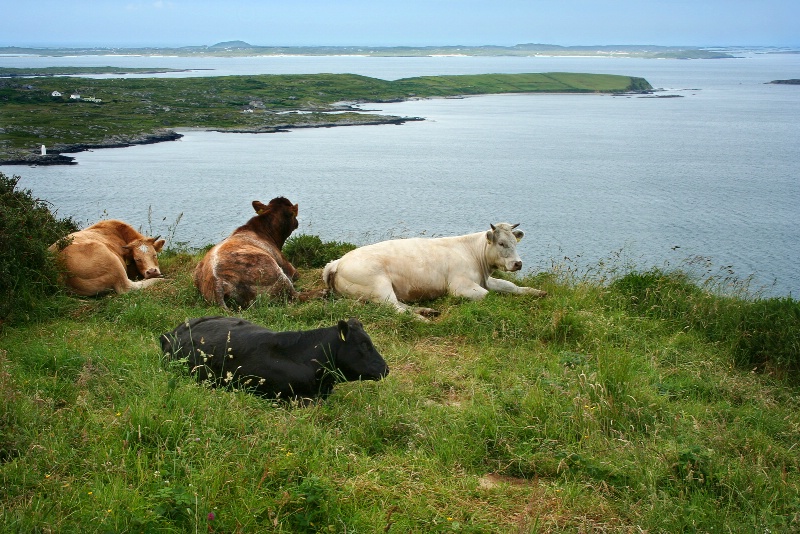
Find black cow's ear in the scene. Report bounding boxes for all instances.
[337,320,349,341]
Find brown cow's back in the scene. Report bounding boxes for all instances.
[50,219,165,296]
[193,197,301,309]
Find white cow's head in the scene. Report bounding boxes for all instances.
[485,223,524,272]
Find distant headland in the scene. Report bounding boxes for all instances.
[0,42,740,59]
[0,72,652,165]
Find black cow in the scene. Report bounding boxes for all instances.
[160,316,389,400]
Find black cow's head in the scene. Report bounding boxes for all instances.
[334,318,389,382]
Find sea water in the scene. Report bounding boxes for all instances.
[2,53,798,296]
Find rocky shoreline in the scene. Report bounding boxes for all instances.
[0,118,422,166]
[1,129,184,166]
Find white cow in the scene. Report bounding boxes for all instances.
[323,223,546,318]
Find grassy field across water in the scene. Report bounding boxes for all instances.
[1,231,798,532]
[0,72,652,163]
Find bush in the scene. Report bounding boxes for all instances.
[611,268,800,376]
[0,172,78,325]
[283,234,355,269]
[610,268,705,324]
[733,297,800,374]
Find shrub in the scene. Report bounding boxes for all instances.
[610,268,705,324]
[283,234,355,269]
[733,297,800,374]
[0,172,78,324]
[611,268,800,376]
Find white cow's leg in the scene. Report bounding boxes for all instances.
[486,276,547,297]
[449,279,490,300]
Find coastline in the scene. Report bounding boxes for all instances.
[0,117,425,166]
[1,129,184,166]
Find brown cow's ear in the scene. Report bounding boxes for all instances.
[337,320,349,341]
[253,200,268,214]
[513,230,524,242]
[154,239,166,252]
[292,203,299,216]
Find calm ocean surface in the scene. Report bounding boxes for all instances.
[2,53,798,296]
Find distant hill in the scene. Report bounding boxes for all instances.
[0,42,751,59]
[209,40,252,49]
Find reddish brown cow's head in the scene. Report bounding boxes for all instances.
[252,197,299,246]
[123,237,166,279]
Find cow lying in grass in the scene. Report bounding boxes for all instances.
[49,219,165,296]
[160,316,389,401]
[193,197,303,309]
[323,222,546,318]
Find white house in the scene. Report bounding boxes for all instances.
[51,91,62,97]
[70,93,80,100]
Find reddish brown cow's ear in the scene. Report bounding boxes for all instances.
[153,239,166,252]
[253,200,268,214]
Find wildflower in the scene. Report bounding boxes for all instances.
[45,474,51,479]
[116,412,121,416]
[208,512,216,521]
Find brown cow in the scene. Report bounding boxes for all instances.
[193,197,302,309]
[49,219,165,296]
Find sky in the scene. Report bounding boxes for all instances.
[2,0,798,48]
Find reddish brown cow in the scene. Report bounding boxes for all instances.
[49,219,165,296]
[193,197,302,309]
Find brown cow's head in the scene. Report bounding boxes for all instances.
[122,237,165,279]
[252,197,299,245]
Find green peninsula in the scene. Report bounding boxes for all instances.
[0,72,652,164]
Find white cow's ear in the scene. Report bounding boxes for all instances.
[338,320,349,341]
[486,229,495,244]
[513,230,524,242]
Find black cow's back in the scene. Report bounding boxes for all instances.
[160,316,388,401]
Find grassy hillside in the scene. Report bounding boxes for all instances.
[0,72,651,162]
[1,241,798,532]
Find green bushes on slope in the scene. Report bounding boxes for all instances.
[0,172,78,325]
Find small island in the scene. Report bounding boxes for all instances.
[0,72,652,165]
[768,79,800,85]
[0,66,198,77]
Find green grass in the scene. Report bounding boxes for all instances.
[0,72,651,161]
[1,244,798,532]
